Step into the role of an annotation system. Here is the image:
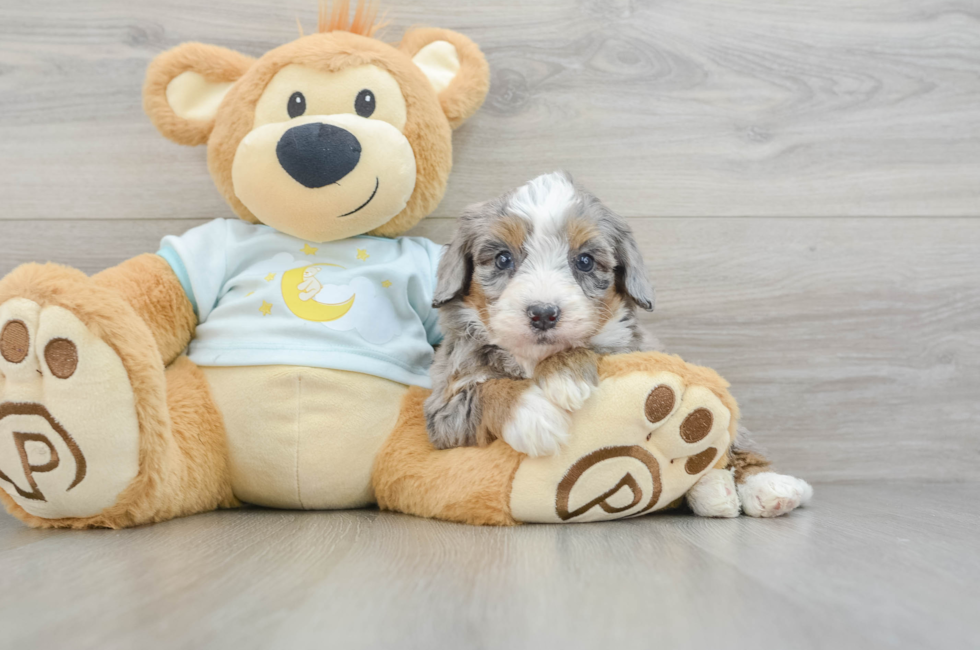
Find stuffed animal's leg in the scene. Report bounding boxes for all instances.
[376,351,742,525]
[373,387,524,526]
[0,263,236,528]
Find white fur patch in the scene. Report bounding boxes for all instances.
[686,469,740,518]
[508,172,578,228]
[489,173,598,367]
[737,472,813,518]
[502,385,570,457]
[538,372,594,412]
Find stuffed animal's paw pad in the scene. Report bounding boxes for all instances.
[0,299,141,520]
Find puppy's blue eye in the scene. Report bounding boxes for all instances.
[288,92,306,118]
[575,253,595,273]
[495,251,514,270]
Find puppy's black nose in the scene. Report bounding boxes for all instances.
[276,122,362,189]
[528,304,561,331]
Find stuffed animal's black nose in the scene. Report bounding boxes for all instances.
[276,122,362,189]
[528,304,561,331]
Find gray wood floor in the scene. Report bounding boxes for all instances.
[1,1,979,648]
[1,482,978,650]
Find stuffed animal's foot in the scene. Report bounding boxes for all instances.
[509,352,737,523]
[687,469,740,518]
[737,472,813,518]
[0,263,229,529]
[0,293,142,522]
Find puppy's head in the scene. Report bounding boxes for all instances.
[435,172,654,365]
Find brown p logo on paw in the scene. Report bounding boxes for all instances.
[0,299,142,520]
[555,446,662,521]
[0,403,87,502]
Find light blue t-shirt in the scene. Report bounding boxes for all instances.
[158,218,445,388]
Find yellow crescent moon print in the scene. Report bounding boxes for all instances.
[281,265,355,322]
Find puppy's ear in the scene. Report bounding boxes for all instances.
[433,223,472,308]
[605,210,655,311]
[144,43,254,146]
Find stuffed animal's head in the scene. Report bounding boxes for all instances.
[143,1,489,242]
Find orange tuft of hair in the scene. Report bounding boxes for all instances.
[317,0,387,37]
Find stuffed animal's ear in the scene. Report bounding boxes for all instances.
[400,28,490,129]
[143,43,254,146]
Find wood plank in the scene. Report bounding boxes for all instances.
[1,482,977,649]
[1,0,979,220]
[1,217,978,482]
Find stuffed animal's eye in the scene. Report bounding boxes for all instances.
[495,251,514,270]
[575,253,595,273]
[355,89,376,118]
[288,92,306,118]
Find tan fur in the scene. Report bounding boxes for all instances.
[729,449,773,482]
[143,43,255,147]
[567,218,598,250]
[377,352,742,527]
[0,264,235,529]
[143,22,488,239]
[491,215,529,254]
[535,347,599,385]
[93,254,197,366]
[476,378,533,446]
[373,387,523,526]
[399,28,490,130]
[599,351,741,459]
[202,31,456,237]
[462,278,491,328]
[597,289,624,330]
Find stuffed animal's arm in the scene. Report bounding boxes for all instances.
[92,253,196,366]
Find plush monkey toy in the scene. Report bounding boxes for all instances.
[0,3,763,528]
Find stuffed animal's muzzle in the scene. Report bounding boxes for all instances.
[232,113,417,242]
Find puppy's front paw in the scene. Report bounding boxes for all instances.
[538,373,594,412]
[534,348,599,412]
[502,385,570,457]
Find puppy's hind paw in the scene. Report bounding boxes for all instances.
[686,469,740,518]
[737,472,813,518]
[502,385,570,457]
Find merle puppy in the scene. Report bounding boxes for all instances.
[425,172,812,517]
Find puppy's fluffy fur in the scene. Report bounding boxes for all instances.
[425,174,814,517]
[425,171,661,456]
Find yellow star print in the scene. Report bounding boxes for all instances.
[246,291,255,297]
[356,248,369,261]
[259,301,273,316]
[302,243,319,256]
[265,273,275,282]
[382,280,392,288]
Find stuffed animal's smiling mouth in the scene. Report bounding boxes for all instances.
[338,178,380,218]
